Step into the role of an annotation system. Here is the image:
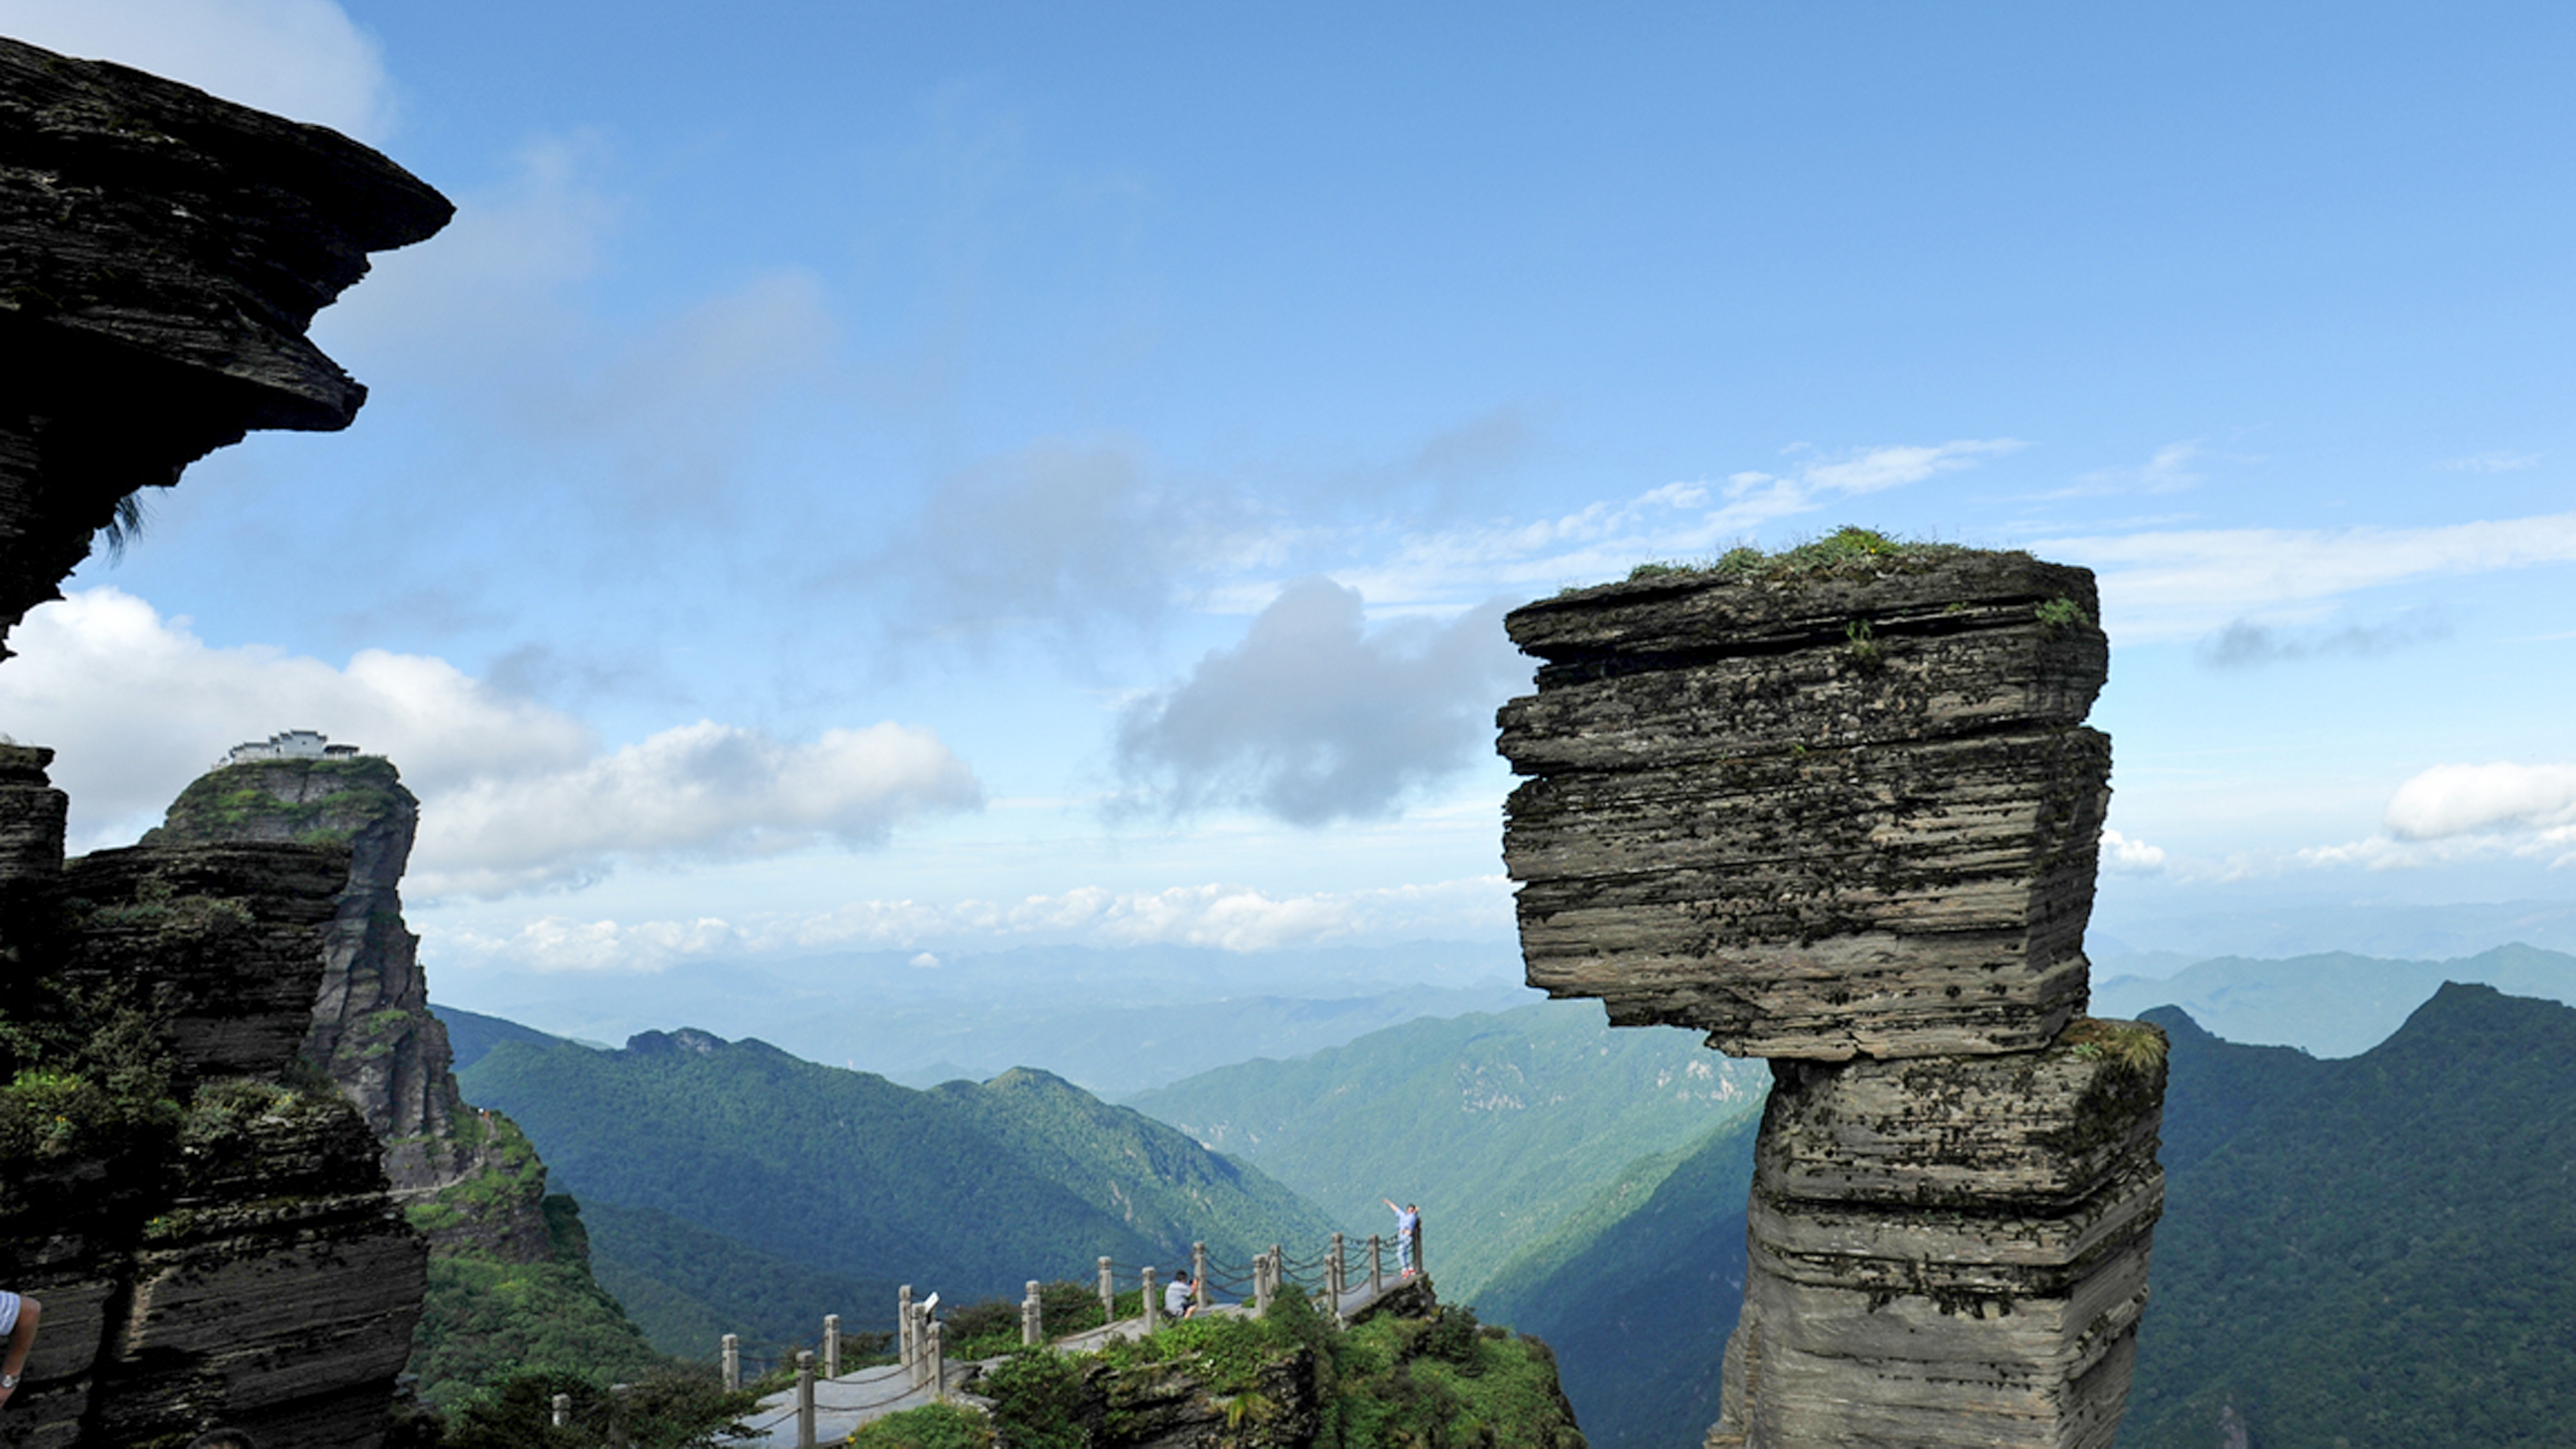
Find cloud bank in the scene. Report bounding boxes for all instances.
[439,875,1517,973]
[0,589,979,894]
[1116,578,1521,825]
[2042,513,2576,644]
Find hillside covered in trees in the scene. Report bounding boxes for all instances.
[457,1027,1340,1356]
[1125,1000,1768,1299]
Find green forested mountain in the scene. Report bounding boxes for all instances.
[1476,1110,1763,1449]
[456,1027,1341,1346]
[2118,983,2576,1447]
[1462,983,2576,1449]
[2089,941,2576,1057]
[576,1199,897,1360]
[1124,1000,1768,1300]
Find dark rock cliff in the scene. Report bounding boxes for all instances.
[0,32,448,654]
[1498,540,2167,1449]
[147,753,554,1263]
[0,745,426,1449]
[0,31,450,1448]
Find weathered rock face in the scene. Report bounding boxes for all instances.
[0,32,449,652]
[1497,543,2166,1449]
[0,758,427,1449]
[147,754,555,1261]
[0,34,450,1447]
[1722,1035,2164,1448]
[1500,552,2109,1061]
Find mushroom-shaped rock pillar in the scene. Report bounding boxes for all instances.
[1498,540,2168,1449]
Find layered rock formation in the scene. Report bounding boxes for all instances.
[0,32,450,1448]
[146,750,554,1262]
[0,32,448,652]
[1497,539,2167,1448]
[0,746,426,1449]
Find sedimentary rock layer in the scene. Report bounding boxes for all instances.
[0,33,450,650]
[0,754,427,1449]
[1714,1037,2164,1449]
[1499,552,2112,1059]
[150,754,554,1260]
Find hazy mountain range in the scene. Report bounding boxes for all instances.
[2091,941,2576,1057]
[1126,999,1766,1301]
[439,941,1533,1096]
[451,1025,1338,1356]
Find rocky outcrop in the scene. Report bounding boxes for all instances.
[145,754,554,1261]
[0,32,448,653]
[0,33,450,1447]
[0,756,427,1449]
[1497,540,2166,1449]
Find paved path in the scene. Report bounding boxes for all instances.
[743,1275,1421,1445]
[743,1362,985,1448]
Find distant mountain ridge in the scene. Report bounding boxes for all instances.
[2090,940,2576,1056]
[2119,982,2576,1447]
[437,941,1530,1096]
[456,1026,1341,1352]
[1127,1000,1768,1300]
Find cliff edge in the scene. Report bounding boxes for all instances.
[0,32,450,1448]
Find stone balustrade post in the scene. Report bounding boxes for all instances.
[929,1319,946,1402]
[1141,1265,1160,1332]
[551,1393,570,1428]
[722,1334,740,1392]
[608,1383,631,1449]
[1098,1256,1116,1326]
[1023,1280,1043,1347]
[1192,1242,1208,1310]
[899,1286,915,1372]
[1254,1250,1274,1314]
[1370,1234,1384,1295]
[1330,1233,1346,1306]
[824,1314,841,1378]
[795,1352,816,1449]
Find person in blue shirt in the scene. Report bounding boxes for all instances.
[1381,1199,1422,1277]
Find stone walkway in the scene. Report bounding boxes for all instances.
[743,1275,1422,1445]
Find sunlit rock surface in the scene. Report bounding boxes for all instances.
[1499,544,2166,1448]
[1501,551,2109,1061]
[147,754,555,1261]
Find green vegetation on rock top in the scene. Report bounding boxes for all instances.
[149,755,413,849]
[1600,526,1994,591]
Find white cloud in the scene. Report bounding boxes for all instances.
[2384,762,2576,840]
[1336,438,2025,611]
[416,721,981,897]
[1714,438,2028,532]
[2100,828,2168,872]
[0,0,394,140]
[0,588,979,890]
[2039,513,2576,643]
[440,876,1516,973]
[2274,762,2576,875]
[2052,442,2206,499]
[2438,451,2542,473]
[1116,578,1521,825]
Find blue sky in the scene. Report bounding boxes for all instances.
[4,1,2575,1025]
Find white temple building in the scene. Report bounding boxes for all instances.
[221,730,367,767]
